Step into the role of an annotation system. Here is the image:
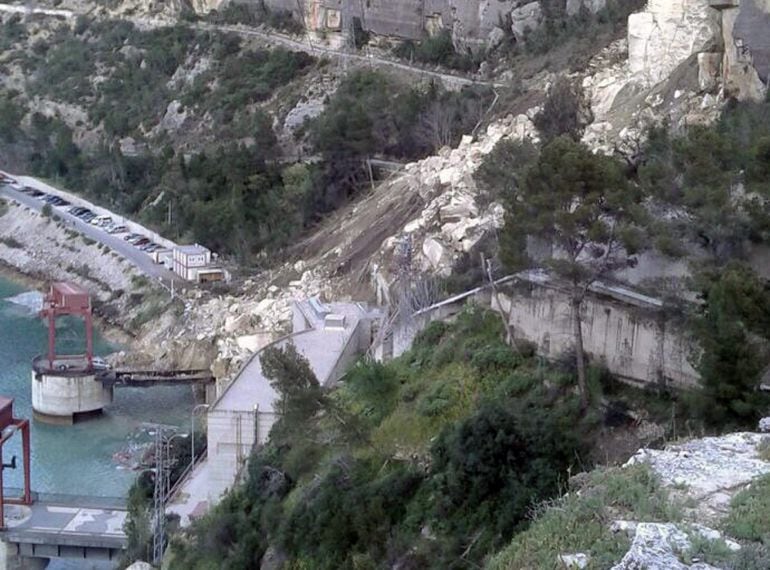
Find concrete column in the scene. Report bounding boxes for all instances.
[0,541,47,570]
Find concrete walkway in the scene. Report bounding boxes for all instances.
[2,502,127,550]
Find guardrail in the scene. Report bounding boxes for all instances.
[1,488,125,510]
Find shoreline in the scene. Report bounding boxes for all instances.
[0,259,136,347]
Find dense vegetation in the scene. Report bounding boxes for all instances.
[0,14,492,263]
[170,309,603,569]
[477,88,770,430]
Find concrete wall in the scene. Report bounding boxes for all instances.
[496,280,699,388]
[31,372,113,422]
[206,409,258,500]
[381,275,700,390]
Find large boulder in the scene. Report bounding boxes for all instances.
[628,0,720,87]
[510,1,543,42]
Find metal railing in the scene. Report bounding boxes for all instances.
[1,488,126,510]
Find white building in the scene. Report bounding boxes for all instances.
[172,244,212,281]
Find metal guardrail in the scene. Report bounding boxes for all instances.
[2,488,126,510]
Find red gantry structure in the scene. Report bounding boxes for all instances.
[0,397,32,530]
[40,282,93,371]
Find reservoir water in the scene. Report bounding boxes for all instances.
[0,275,195,498]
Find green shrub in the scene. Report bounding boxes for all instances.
[724,474,770,543]
[426,393,592,562]
[393,30,479,71]
[278,460,423,570]
[488,464,680,570]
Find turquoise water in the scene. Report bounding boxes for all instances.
[0,276,195,498]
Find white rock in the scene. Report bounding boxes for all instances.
[627,0,719,88]
[558,553,589,568]
[625,433,770,520]
[422,237,447,270]
[610,522,721,570]
[510,1,543,42]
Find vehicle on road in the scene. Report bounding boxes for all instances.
[91,215,112,227]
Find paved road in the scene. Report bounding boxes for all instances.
[0,183,180,288]
[187,21,506,90]
[0,3,503,90]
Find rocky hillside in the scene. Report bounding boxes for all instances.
[1,0,769,384]
[490,429,770,569]
[166,305,770,569]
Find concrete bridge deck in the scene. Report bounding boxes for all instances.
[1,499,126,563]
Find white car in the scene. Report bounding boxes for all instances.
[91,215,112,227]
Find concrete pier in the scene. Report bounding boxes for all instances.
[31,358,113,424]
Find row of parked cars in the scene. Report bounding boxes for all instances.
[1,177,166,256]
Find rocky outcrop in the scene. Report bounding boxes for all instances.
[578,0,770,154]
[212,0,609,49]
[627,0,720,88]
[610,521,739,570]
[626,432,770,522]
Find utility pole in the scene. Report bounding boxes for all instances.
[151,427,168,566]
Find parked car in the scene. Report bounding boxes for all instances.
[81,212,96,223]
[133,238,150,247]
[91,215,112,227]
[69,206,87,215]
[140,242,158,251]
[107,225,127,234]
[47,196,69,207]
[28,190,44,198]
[124,233,142,242]
[76,209,94,218]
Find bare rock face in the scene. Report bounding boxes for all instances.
[510,2,543,42]
[610,522,738,570]
[566,0,607,17]
[720,0,770,100]
[625,432,770,521]
[628,0,720,88]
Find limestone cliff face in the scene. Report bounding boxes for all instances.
[211,0,605,47]
[626,0,768,102]
[627,0,720,87]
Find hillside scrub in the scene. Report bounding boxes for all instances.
[1,17,492,262]
[170,308,603,569]
[310,70,493,206]
[476,96,770,429]
[487,464,684,570]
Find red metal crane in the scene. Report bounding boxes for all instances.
[0,397,31,529]
[39,282,94,371]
